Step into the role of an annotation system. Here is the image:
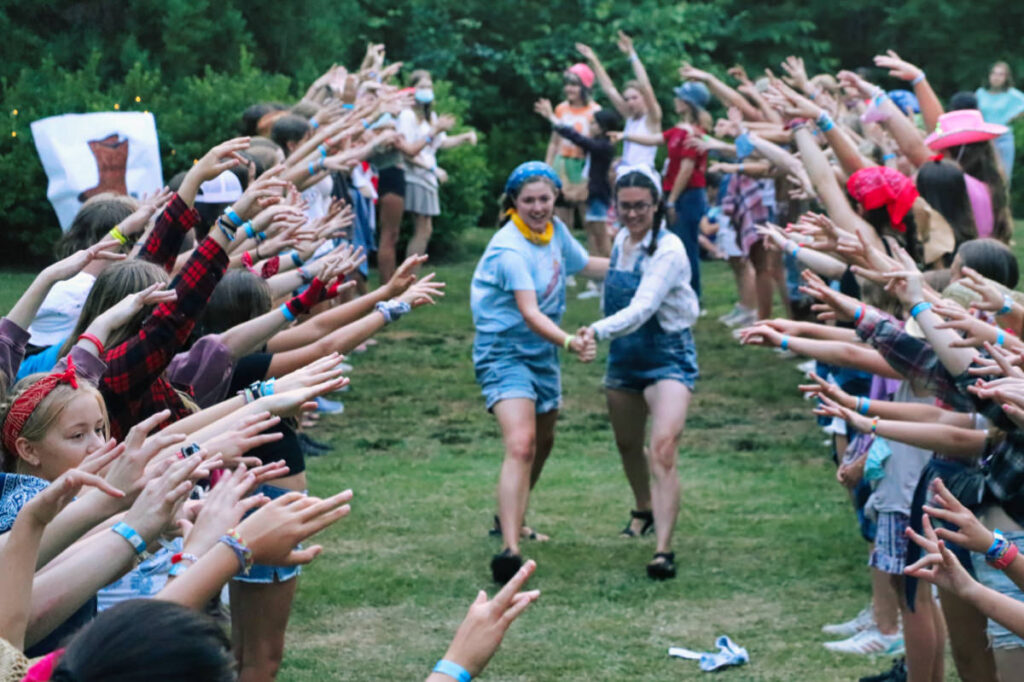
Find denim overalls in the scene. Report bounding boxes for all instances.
[602,233,698,393]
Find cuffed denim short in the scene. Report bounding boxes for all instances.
[232,483,302,584]
[473,329,561,414]
[973,529,1024,650]
[604,328,699,393]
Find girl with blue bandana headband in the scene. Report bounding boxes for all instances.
[470,161,608,584]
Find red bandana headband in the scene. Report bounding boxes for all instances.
[846,166,919,233]
[2,356,78,455]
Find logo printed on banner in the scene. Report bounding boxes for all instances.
[31,112,163,231]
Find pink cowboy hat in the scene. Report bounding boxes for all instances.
[924,109,1008,150]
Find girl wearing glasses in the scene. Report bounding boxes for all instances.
[577,166,699,580]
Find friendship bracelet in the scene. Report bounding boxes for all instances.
[870,416,879,434]
[999,295,1013,316]
[77,333,105,356]
[111,521,147,556]
[780,335,790,351]
[108,225,129,245]
[432,660,472,682]
[223,208,243,228]
[854,305,865,324]
[219,529,253,576]
[909,301,932,318]
[911,72,926,86]
[375,299,412,324]
[217,220,236,243]
[986,530,1006,559]
[280,303,297,322]
[993,543,1020,570]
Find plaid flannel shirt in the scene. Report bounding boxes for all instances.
[139,193,197,273]
[101,201,228,439]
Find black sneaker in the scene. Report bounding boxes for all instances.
[859,657,906,682]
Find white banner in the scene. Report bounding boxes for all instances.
[31,112,164,230]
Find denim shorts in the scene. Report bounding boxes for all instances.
[474,329,561,414]
[604,328,699,393]
[868,511,909,575]
[585,196,609,222]
[232,483,302,584]
[972,529,1024,650]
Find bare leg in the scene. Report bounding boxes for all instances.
[607,388,651,534]
[895,575,943,682]
[530,409,559,489]
[493,398,541,557]
[767,249,793,317]
[940,588,998,682]
[555,206,575,231]
[728,257,757,311]
[406,213,433,260]
[748,242,774,320]
[872,566,900,635]
[584,220,611,257]
[230,578,299,682]
[643,380,692,554]
[376,193,404,284]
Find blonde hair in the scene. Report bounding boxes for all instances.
[1,375,108,472]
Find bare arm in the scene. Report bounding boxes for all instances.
[666,158,696,206]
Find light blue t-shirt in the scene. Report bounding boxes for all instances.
[975,87,1024,126]
[471,218,589,333]
[16,340,64,381]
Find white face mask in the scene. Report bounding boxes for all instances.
[414,88,434,104]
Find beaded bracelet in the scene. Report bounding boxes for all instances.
[171,551,200,566]
[219,529,253,575]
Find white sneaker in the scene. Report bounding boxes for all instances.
[796,359,816,376]
[823,628,904,656]
[566,275,577,287]
[576,281,600,300]
[718,304,744,324]
[822,605,874,637]
[726,308,756,328]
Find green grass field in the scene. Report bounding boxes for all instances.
[0,233,924,681]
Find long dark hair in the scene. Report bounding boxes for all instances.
[915,158,978,249]
[51,600,235,682]
[949,141,1013,243]
[55,194,137,258]
[615,171,666,255]
[957,238,1019,288]
[196,269,272,339]
[863,206,922,266]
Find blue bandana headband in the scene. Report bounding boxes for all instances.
[504,161,562,197]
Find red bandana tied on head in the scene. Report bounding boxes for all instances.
[846,166,919,233]
[2,356,78,455]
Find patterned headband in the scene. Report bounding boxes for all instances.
[615,163,663,200]
[2,356,78,455]
[505,161,562,196]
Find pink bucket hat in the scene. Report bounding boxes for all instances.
[566,63,595,89]
[924,109,1008,150]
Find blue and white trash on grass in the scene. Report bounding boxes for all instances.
[669,635,749,672]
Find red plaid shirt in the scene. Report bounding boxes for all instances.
[101,194,228,439]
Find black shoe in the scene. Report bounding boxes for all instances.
[620,510,654,537]
[490,548,523,584]
[859,657,906,682]
[297,432,331,457]
[646,552,676,580]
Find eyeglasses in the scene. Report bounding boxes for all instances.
[617,201,654,215]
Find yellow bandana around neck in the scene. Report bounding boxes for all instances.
[507,209,554,246]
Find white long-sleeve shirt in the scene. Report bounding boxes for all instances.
[590,228,698,341]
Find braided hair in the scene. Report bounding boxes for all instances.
[614,170,666,256]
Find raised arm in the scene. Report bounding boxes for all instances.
[576,42,627,118]
[874,51,944,133]
[617,32,662,128]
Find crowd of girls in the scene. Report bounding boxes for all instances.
[0,45,535,682]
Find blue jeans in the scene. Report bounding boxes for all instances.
[995,132,1015,186]
[669,188,706,299]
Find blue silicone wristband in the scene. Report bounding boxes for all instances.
[224,208,242,228]
[858,398,870,415]
[780,336,789,351]
[998,331,1006,346]
[243,222,256,240]
[290,251,303,267]
[280,303,296,322]
[111,521,146,555]
[432,660,471,682]
[909,301,931,318]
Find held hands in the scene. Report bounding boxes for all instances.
[573,327,597,363]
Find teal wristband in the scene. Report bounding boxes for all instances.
[780,335,790,351]
[909,301,931,318]
[882,153,896,162]
[280,303,296,322]
[309,162,317,176]
[243,222,256,240]
[999,295,1013,316]
[169,563,189,577]
[789,245,800,258]
[432,660,471,682]
[858,398,870,415]
[111,521,146,555]
[318,144,328,158]
[223,208,242,228]
[998,331,1006,347]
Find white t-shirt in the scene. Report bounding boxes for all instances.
[27,272,96,347]
[397,109,445,188]
[302,175,335,221]
[622,114,658,169]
